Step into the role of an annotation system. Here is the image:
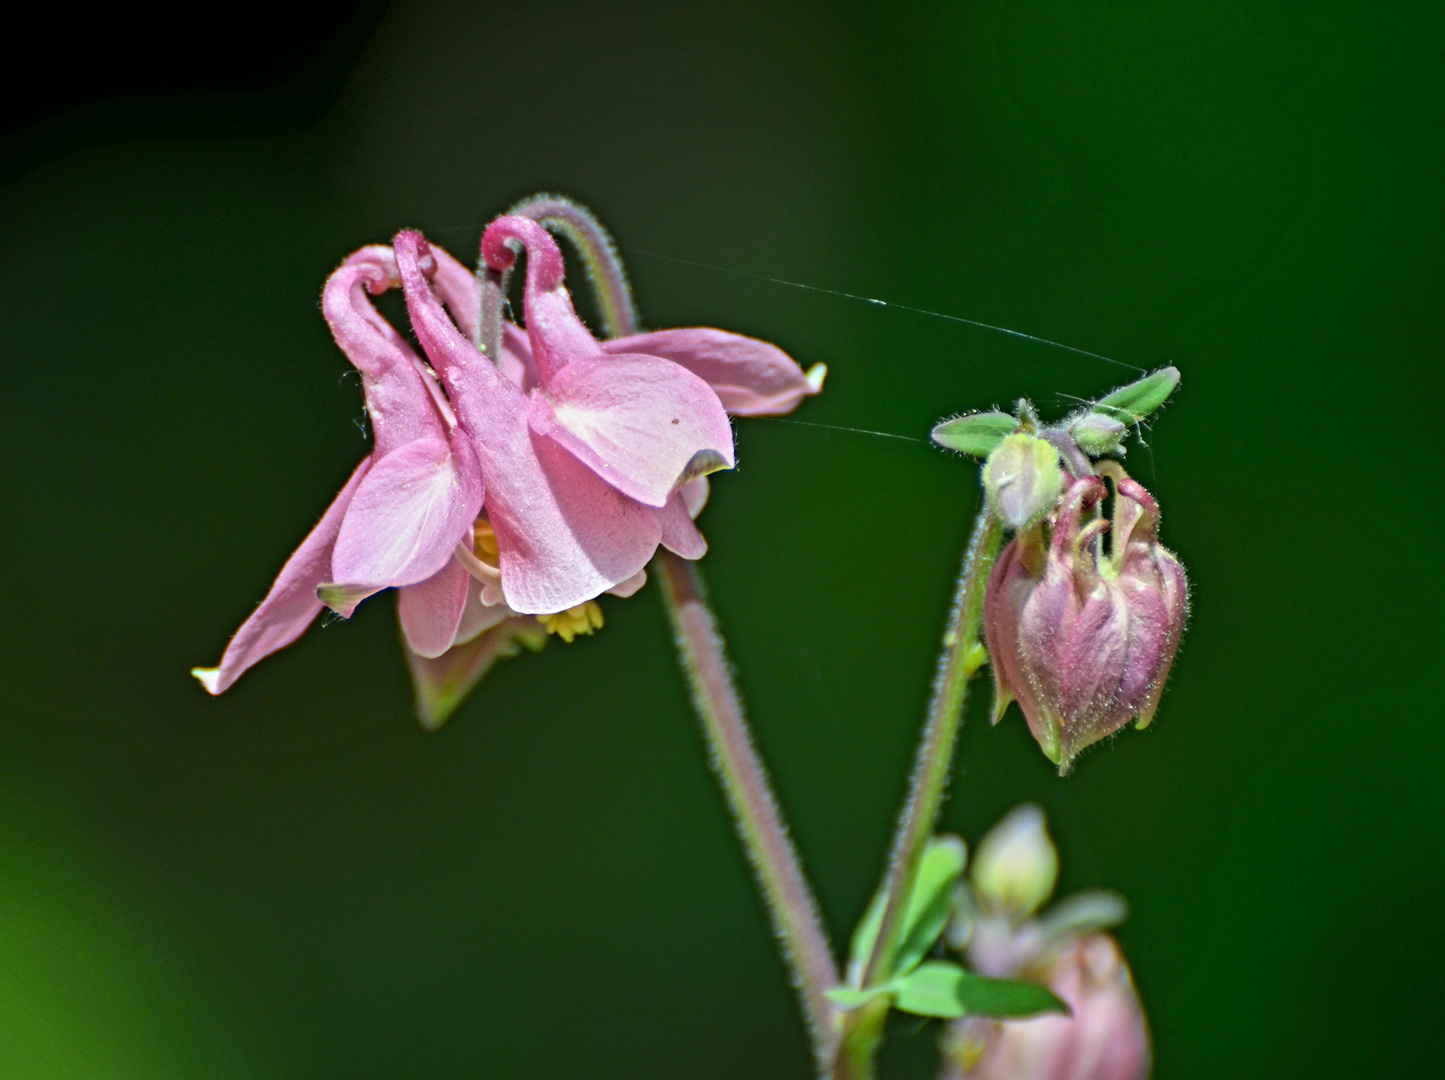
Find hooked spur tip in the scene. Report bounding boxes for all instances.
[805,363,828,393]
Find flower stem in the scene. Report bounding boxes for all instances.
[509,193,839,1067]
[655,550,841,1072]
[509,193,640,338]
[832,509,1004,1079]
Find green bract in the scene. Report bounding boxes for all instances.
[826,962,1068,1021]
[931,411,1018,457]
[892,961,1068,1020]
[1091,366,1180,424]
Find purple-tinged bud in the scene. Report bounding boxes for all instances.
[984,434,1064,531]
[1069,412,1128,457]
[942,934,1151,1080]
[984,467,1187,773]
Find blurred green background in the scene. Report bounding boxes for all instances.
[1,1,1439,1076]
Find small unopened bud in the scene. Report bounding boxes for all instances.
[984,468,1188,772]
[970,805,1058,920]
[983,434,1063,531]
[1069,413,1128,457]
[942,934,1151,1080]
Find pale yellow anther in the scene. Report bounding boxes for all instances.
[538,601,605,643]
[473,519,500,562]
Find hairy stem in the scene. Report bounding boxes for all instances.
[508,193,839,1067]
[509,193,640,338]
[656,550,840,1071]
[477,264,505,365]
[832,510,1003,1079]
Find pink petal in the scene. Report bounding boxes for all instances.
[481,216,596,382]
[451,582,514,646]
[323,253,454,450]
[657,491,708,559]
[528,353,735,508]
[603,328,824,416]
[331,436,483,588]
[495,432,663,612]
[607,569,648,598]
[395,230,667,614]
[680,476,710,519]
[500,321,539,391]
[192,457,372,695]
[427,243,482,345]
[397,556,472,659]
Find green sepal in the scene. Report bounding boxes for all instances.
[847,835,968,981]
[1091,367,1180,423]
[406,617,548,731]
[891,961,1070,1020]
[931,411,1018,456]
[1034,889,1129,946]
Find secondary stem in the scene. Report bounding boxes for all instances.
[655,550,840,1071]
[511,195,840,1068]
[833,509,1003,1079]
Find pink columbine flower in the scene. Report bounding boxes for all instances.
[946,935,1151,1080]
[395,218,823,617]
[984,466,1188,773]
[192,245,490,694]
[195,212,823,711]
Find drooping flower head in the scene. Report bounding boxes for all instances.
[942,805,1149,1080]
[933,370,1186,773]
[194,197,824,727]
[393,207,822,724]
[984,467,1188,773]
[945,935,1151,1080]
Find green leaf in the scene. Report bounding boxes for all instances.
[931,411,1017,456]
[847,835,967,979]
[891,962,1070,1020]
[894,836,968,975]
[823,985,890,1011]
[1091,367,1180,423]
[890,962,971,1018]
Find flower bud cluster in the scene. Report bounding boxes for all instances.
[951,374,1187,774]
[941,806,1150,1080]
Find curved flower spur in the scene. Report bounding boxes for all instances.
[192,246,485,694]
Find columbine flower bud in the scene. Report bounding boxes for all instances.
[970,805,1058,921]
[984,466,1187,772]
[983,434,1064,531]
[1069,412,1128,457]
[943,934,1151,1080]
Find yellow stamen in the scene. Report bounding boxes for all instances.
[473,518,500,562]
[538,601,605,643]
